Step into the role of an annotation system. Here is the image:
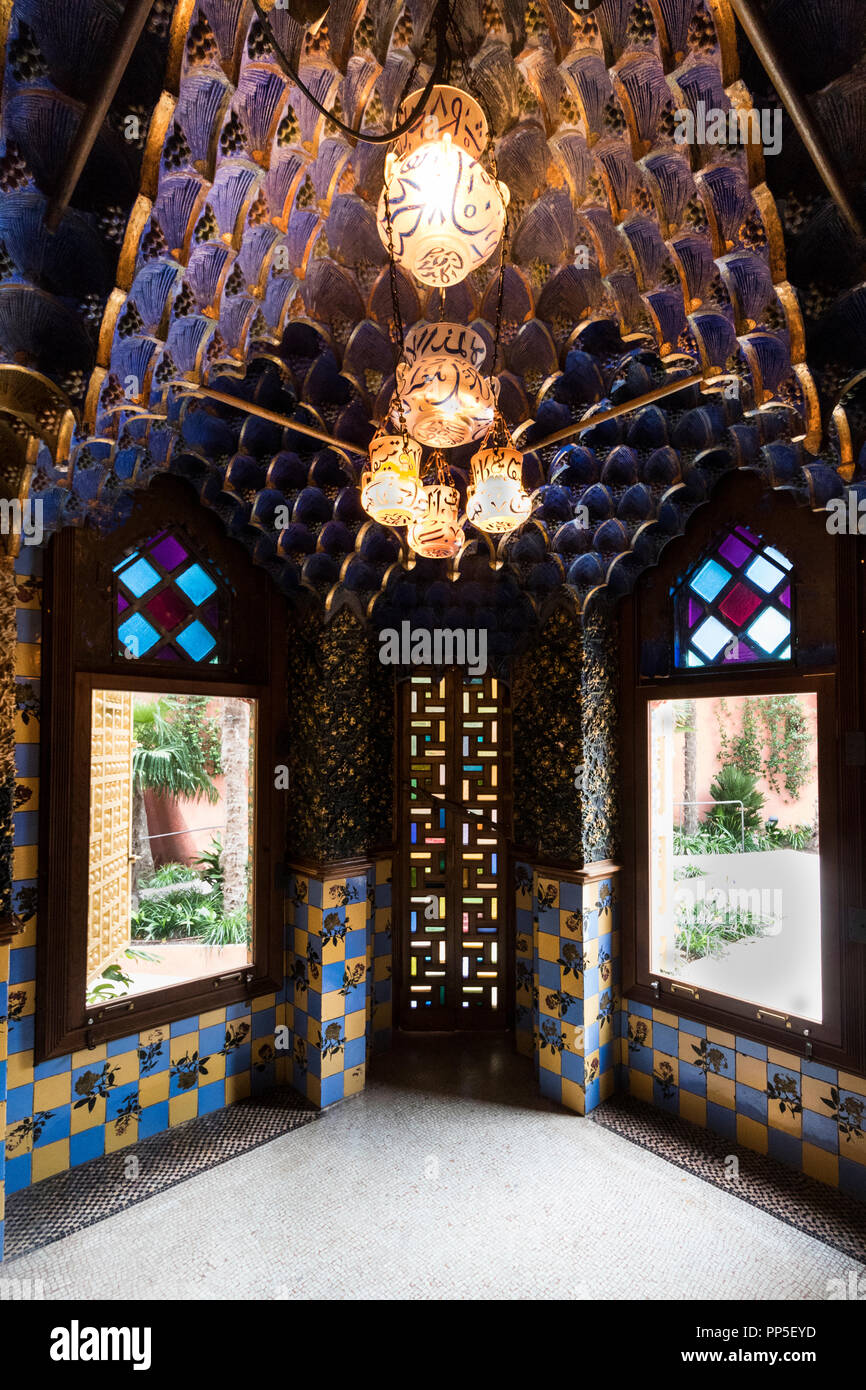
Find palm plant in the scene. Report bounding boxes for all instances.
[131,698,219,888]
[707,764,764,839]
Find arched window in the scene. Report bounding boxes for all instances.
[38,478,286,1060]
[673,527,793,669]
[620,478,854,1070]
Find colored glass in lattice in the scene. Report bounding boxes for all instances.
[113,530,223,663]
[673,526,793,669]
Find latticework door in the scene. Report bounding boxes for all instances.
[87,689,134,979]
[399,671,509,1029]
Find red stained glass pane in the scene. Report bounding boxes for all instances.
[145,586,190,632]
[719,582,761,626]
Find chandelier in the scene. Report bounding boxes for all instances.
[360,60,530,561]
[377,85,509,289]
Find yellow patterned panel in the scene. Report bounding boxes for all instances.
[87,689,134,979]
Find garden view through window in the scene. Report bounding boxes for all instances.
[649,691,821,1021]
[86,688,255,1006]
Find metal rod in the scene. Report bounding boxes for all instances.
[726,0,863,240]
[520,372,707,455]
[174,384,370,455]
[180,372,708,461]
[44,0,157,232]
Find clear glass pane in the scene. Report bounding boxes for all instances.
[649,692,821,1021]
[86,690,256,1007]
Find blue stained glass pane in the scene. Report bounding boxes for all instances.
[118,612,159,656]
[692,615,732,660]
[745,554,785,594]
[764,545,792,572]
[176,620,217,661]
[690,558,730,603]
[175,563,217,605]
[747,607,790,655]
[116,556,160,597]
[686,649,705,668]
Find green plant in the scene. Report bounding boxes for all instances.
[674,864,707,880]
[760,695,812,800]
[132,889,219,941]
[707,764,764,838]
[139,862,201,888]
[200,907,250,949]
[133,698,220,804]
[675,896,772,963]
[86,947,159,1005]
[193,836,224,905]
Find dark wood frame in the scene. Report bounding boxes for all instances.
[620,473,866,1072]
[37,476,288,1060]
[393,668,515,1033]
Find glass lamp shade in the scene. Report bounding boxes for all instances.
[407,483,464,559]
[377,85,509,288]
[360,431,425,525]
[465,444,531,534]
[395,322,498,449]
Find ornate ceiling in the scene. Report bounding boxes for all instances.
[0,0,863,638]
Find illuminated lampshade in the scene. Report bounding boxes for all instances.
[407,483,464,559]
[360,430,425,525]
[466,444,531,534]
[377,85,509,288]
[395,321,498,449]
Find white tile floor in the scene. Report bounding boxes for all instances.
[4,1036,863,1300]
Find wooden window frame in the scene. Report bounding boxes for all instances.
[37,477,287,1060]
[620,475,866,1072]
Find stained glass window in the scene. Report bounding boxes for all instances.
[114,530,224,663]
[673,526,793,669]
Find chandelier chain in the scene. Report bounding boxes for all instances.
[446,8,508,378]
[381,180,409,445]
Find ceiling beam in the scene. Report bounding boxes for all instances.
[726,0,863,240]
[44,0,156,232]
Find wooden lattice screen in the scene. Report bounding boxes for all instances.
[399,671,509,1029]
[87,689,134,979]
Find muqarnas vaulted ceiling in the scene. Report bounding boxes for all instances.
[0,0,864,634]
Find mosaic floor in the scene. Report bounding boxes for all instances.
[3,1088,318,1261]
[3,1036,863,1299]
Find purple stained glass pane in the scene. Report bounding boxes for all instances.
[780,584,791,609]
[149,533,189,573]
[145,586,190,632]
[152,644,181,661]
[718,533,752,569]
[117,593,129,613]
[735,525,760,545]
[687,596,703,628]
[724,639,759,663]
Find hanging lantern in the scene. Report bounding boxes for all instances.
[466,441,531,534]
[377,85,509,288]
[395,321,498,448]
[360,429,425,525]
[407,481,464,559]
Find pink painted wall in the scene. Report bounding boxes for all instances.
[673,692,819,829]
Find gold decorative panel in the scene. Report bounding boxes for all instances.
[87,689,134,979]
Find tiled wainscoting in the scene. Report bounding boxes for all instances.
[514,860,621,1115]
[617,1002,866,1202]
[281,860,393,1108]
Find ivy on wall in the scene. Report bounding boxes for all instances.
[285,607,394,865]
[717,694,812,801]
